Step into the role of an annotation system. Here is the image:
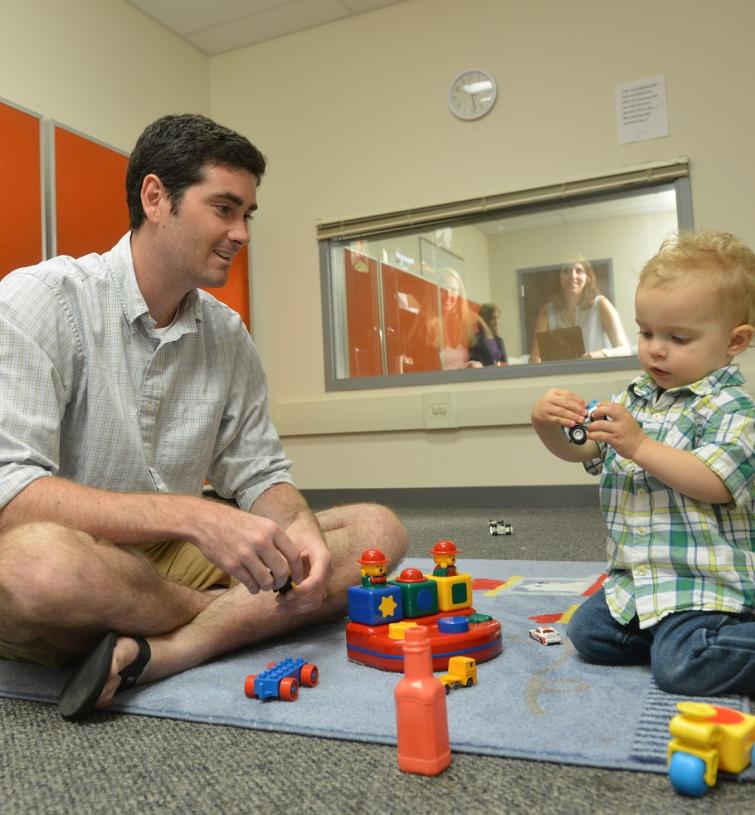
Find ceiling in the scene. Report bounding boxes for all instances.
[124,0,408,55]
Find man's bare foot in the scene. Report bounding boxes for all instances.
[95,636,153,709]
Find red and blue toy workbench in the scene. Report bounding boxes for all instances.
[345,558,502,672]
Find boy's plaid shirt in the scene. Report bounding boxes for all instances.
[585,364,755,629]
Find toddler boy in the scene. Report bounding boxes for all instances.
[531,231,755,695]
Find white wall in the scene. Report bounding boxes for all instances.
[2,0,752,492]
[0,0,209,153]
[450,225,490,304]
[209,0,755,490]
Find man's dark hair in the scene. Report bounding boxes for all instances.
[126,113,267,229]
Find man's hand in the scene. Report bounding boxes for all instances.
[249,483,332,612]
[587,402,645,459]
[190,500,304,595]
[275,514,333,614]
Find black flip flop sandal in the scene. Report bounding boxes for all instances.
[59,631,151,720]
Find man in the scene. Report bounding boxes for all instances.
[0,114,407,719]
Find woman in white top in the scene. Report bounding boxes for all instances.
[429,267,483,370]
[529,258,630,363]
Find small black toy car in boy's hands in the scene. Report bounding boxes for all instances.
[565,399,601,445]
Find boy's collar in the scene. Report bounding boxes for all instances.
[629,363,744,400]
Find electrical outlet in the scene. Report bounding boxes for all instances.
[422,392,458,428]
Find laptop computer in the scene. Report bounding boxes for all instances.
[536,326,585,361]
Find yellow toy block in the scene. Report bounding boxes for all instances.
[388,621,422,640]
[425,572,472,611]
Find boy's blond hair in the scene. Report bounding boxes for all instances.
[639,231,755,327]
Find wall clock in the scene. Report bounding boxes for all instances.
[448,69,497,121]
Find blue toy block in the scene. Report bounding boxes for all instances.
[348,584,403,626]
[438,616,470,634]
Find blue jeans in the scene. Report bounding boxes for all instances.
[567,589,755,696]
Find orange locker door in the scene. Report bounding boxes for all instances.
[382,265,441,374]
[344,248,383,377]
[0,101,43,279]
[53,124,130,258]
[202,244,250,328]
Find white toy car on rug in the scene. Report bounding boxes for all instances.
[528,626,563,646]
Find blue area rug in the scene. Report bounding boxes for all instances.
[1,559,752,777]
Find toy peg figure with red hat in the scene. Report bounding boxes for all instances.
[426,540,472,612]
[429,540,459,577]
[348,549,404,627]
[359,548,389,588]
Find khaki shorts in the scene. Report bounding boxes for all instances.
[0,539,230,668]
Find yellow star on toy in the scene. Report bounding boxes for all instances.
[378,594,398,618]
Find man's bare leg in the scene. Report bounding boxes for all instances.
[0,522,212,660]
[98,503,407,707]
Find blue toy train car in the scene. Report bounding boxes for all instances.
[244,657,319,701]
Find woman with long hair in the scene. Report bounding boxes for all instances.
[529,257,630,363]
[428,268,482,369]
[469,302,507,366]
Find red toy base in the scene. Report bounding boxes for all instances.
[346,607,502,672]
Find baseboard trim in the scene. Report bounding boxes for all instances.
[302,485,599,509]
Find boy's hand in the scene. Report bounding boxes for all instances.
[532,389,599,463]
[587,402,645,459]
[531,388,587,430]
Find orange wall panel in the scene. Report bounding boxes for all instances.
[344,248,383,377]
[54,125,130,259]
[202,245,250,328]
[0,102,43,278]
[382,265,441,374]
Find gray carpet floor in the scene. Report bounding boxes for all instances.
[1,505,752,814]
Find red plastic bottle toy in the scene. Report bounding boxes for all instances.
[394,626,451,775]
